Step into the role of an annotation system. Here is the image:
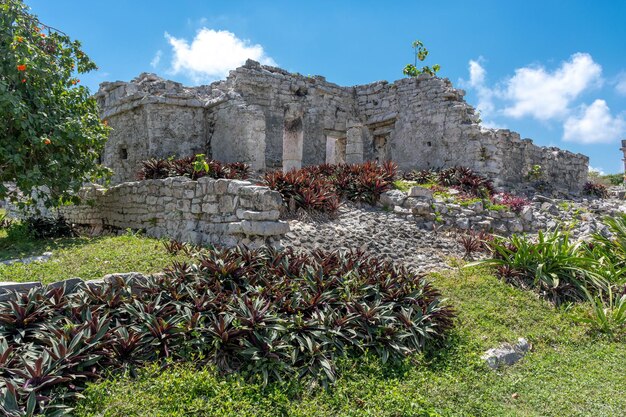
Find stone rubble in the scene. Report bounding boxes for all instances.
[283,203,463,273]
[379,187,626,239]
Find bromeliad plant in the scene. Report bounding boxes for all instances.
[136,156,250,181]
[469,214,626,306]
[576,286,626,336]
[583,181,609,199]
[402,166,530,213]
[262,161,397,213]
[0,246,454,414]
[469,230,602,304]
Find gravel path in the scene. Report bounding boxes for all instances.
[283,204,463,273]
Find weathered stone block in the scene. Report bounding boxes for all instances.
[197,177,216,194]
[214,179,230,195]
[380,190,407,207]
[218,195,235,213]
[202,203,219,214]
[408,187,433,199]
[241,220,290,236]
[227,180,254,194]
[236,209,281,221]
[254,190,283,211]
[176,199,191,212]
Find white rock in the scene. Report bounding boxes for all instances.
[408,186,433,199]
[380,190,407,207]
[482,338,530,369]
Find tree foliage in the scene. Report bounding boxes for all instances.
[0,0,109,207]
[403,40,441,77]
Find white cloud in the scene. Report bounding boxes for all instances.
[165,28,276,83]
[502,53,602,120]
[459,58,505,128]
[588,166,606,176]
[466,59,495,115]
[616,72,626,96]
[150,50,162,68]
[563,99,626,144]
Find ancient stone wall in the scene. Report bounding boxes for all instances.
[96,75,217,183]
[222,61,357,170]
[58,177,289,247]
[354,76,589,192]
[96,61,588,192]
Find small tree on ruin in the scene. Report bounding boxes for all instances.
[403,40,441,77]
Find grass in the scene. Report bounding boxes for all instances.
[73,265,626,417]
[392,179,420,193]
[3,222,624,415]
[0,229,193,284]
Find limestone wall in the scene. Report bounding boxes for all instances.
[58,177,289,247]
[223,61,357,169]
[354,76,589,191]
[96,75,217,183]
[95,61,589,192]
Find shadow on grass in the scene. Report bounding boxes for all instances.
[0,230,103,261]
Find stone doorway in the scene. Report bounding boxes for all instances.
[373,134,390,163]
[325,136,346,164]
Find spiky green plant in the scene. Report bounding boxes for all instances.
[469,230,603,303]
[576,286,626,336]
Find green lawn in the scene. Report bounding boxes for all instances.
[0,229,192,283]
[73,266,626,417]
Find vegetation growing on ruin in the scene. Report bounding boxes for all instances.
[136,155,250,181]
[399,167,530,213]
[473,215,626,335]
[262,162,397,213]
[583,181,609,198]
[3,217,626,415]
[402,40,441,77]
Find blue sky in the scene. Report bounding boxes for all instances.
[28,0,626,174]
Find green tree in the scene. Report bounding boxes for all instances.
[403,40,441,77]
[0,0,109,207]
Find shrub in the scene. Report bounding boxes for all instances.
[0,246,454,414]
[602,173,624,186]
[6,215,76,240]
[586,215,626,284]
[262,162,397,213]
[262,169,340,213]
[136,156,250,181]
[471,230,601,304]
[402,169,436,184]
[576,286,626,336]
[491,192,530,214]
[583,181,609,199]
[458,231,493,260]
[136,158,172,180]
[403,167,494,198]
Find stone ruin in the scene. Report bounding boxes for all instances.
[97,59,589,193]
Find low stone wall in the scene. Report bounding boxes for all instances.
[381,189,534,235]
[0,273,147,302]
[58,177,289,247]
